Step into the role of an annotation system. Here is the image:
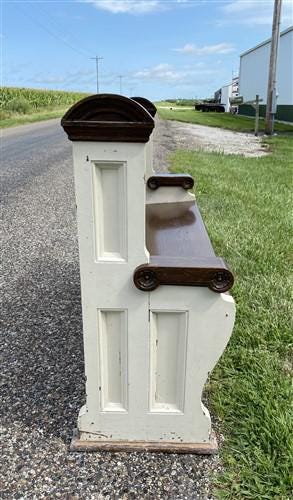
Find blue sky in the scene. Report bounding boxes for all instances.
[2,0,293,100]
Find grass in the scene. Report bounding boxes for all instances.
[155,99,196,107]
[155,100,178,107]
[168,135,293,499]
[0,108,68,128]
[157,106,293,133]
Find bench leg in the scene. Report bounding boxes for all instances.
[72,288,235,453]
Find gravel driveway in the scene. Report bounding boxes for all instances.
[1,118,223,500]
[153,118,268,170]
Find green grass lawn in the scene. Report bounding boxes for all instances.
[158,106,293,133]
[155,99,196,106]
[155,100,179,107]
[0,108,68,128]
[169,136,292,499]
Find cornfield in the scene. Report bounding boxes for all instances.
[0,87,89,112]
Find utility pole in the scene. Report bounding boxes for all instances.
[265,0,282,135]
[91,56,103,94]
[255,94,260,136]
[118,75,124,95]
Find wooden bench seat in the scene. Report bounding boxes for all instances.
[146,202,215,259]
[134,191,234,294]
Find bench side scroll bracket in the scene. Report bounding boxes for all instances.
[133,262,234,293]
[147,174,194,190]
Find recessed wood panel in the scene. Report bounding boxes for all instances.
[150,311,187,413]
[93,162,127,261]
[98,310,128,412]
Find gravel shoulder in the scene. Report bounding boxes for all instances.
[1,119,221,499]
[153,117,268,170]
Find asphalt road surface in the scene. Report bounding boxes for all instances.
[1,119,71,197]
[1,119,218,499]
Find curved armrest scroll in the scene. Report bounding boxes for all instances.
[147,174,194,190]
[133,257,234,293]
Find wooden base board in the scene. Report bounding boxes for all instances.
[70,430,218,455]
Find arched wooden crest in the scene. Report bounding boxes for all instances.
[131,97,157,117]
[61,94,155,142]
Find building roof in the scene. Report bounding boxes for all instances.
[240,25,293,58]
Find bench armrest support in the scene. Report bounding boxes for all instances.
[147,174,194,190]
[133,257,234,293]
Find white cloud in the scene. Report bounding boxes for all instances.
[86,0,161,14]
[174,42,235,55]
[86,0,195,15]
[134,63,183,82]
[132,62,217,85]
[223,0,260,14]
[222,0,293,26]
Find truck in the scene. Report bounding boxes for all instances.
[195,98,225,113]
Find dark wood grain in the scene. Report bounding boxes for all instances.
[131,97,157,117]
[133,201,234,293]
[134,259,234,293]
[146,202,215,259]
[147,174,194,190]
[61,94,154,142]
[71,430,218,454]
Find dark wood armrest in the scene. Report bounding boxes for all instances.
[147,174,194,190]
[133,257,233,293]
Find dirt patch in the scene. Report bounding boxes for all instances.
[153,118,268,171]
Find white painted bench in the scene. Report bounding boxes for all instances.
[61,94,235,454]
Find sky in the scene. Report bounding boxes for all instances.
[1,0,293,100]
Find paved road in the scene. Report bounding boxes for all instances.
[1,119,216,499]
[1,119,71,197]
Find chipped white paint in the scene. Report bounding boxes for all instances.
[98,309,128,412]
[71,134,235,450]
[150,311,187,413]
[72,140,149,441]
[145,131,154,178]
[93,162,127,261]
[148,287,235,443]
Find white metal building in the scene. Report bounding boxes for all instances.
[220,84,232,112]
[238,26,293,122]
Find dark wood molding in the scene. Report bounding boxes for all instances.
[131,97,157,117]
[133,257,234,293]
[147,174,194,190]
[71,430,218,454]
[61,94,154,142]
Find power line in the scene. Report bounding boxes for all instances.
[17,4,92,59]
[36,4,94,58]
